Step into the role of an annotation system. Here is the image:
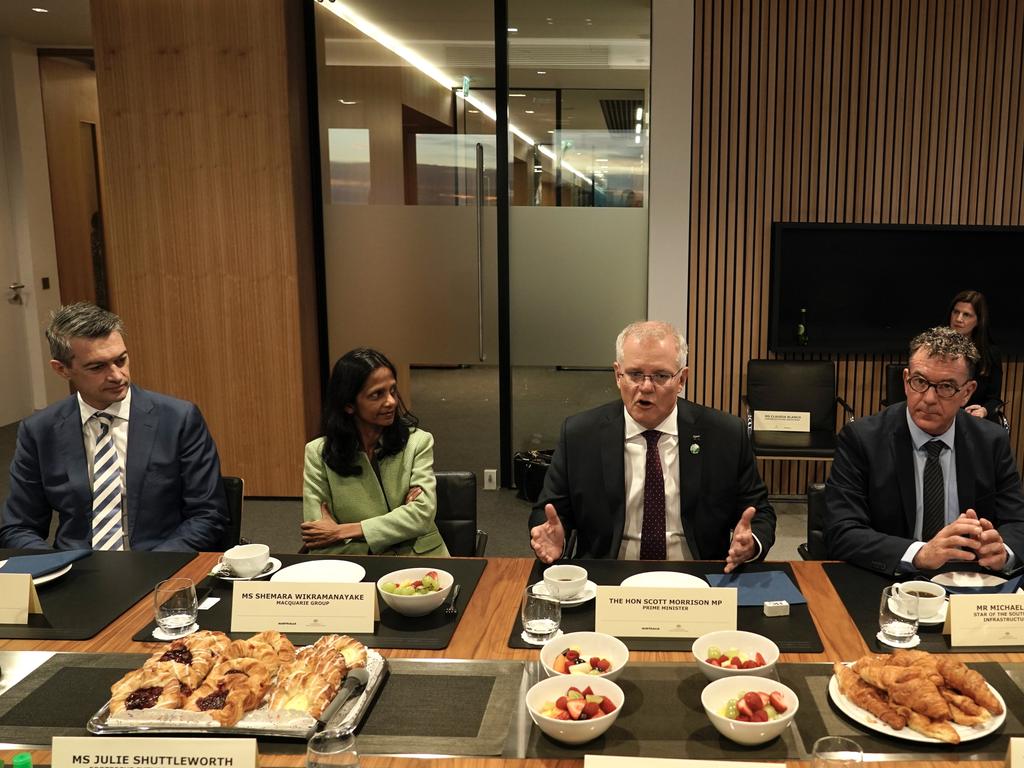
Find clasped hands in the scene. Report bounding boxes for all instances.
[912,508,1007,571]
[529,503,759,573]
[300,486,423,549]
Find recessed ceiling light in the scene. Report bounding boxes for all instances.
[547,130,555,134]
[469,109,480,114]
[31,6,49,11]
[507,26,518,32]
[525,109,535,114]
[536,70,547,75]
[510,93,526,97]
[337,99,358,105]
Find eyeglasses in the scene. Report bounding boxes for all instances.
[618,368,684,387]
[906,374,967,399]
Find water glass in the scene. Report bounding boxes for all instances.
[307,727,360,768]
[521,587,561,643]
[878,584,918,647]
[812,735,863,767]
[154,577,198,638]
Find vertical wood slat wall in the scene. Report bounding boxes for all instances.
[689,0,1024,496]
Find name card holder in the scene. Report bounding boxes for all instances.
[595,586,737,638]
[0,573,43,624]
[949,593,1024,646]
[52,736,257,768]
[753,410,810,432]
[231,581,376,633]
[1007,736,1023,767]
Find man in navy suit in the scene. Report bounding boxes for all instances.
[0,303,228,551]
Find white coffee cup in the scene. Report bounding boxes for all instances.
[894,580,946,618]
[219,543,270,578]
[543,564,588,599]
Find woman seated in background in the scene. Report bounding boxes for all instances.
[948,289,1002,422]
[300,347,449,556]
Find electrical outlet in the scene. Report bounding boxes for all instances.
[483,469,497,490]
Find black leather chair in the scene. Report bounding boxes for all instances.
[221,475,244,549]
[743,360,853,461]
[797,482,827,560]
[435,471,488,557]
[881,362,907,408]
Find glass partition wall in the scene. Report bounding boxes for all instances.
[312,0,651,482]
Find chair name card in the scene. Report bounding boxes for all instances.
[231,581,375,633]
[0,573,42,624]
[585,756,784,767]
[1007,736,1023,767]
[949,593,1024,646]
[753,410,810,432]
[595,587,736,638]
[52,736,257,768]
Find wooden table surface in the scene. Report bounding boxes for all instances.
[1,555,1019,767]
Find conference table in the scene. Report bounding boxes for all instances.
[1,552,1021,768]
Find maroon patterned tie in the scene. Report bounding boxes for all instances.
[640,430,666,560]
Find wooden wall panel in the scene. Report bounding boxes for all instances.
[689,0,1024,496]
[91,0,319,496]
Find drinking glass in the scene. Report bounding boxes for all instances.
[153,577,198,638]
[307,727,360,768]
[878,585,918,647]
[521,587,561,643]
[812,736,863,768]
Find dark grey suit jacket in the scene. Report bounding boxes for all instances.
[528,399,776,561]
[824,403,1024,574]
[1,385,228,551]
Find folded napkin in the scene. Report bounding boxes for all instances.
[705,570,807,606]
[0,549,92,578]
[943,574,1021,595]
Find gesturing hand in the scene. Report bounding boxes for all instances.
[724,506,757,573]
[912,511,983,571]
[530,504,566,564]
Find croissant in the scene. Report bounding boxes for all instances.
[942,687,991,727]
[109,668,184,714]
[936,658,1003,715]
[833,662,906,730]
[894,705,960,744]
[855,661,950,720]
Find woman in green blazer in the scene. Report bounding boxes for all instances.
[301,348,449,557]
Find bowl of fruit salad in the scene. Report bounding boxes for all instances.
[540,631,629,682]
[700,675,798,746]
[376,567,453,617]
[526,674,624,745]
[691,629,779,681]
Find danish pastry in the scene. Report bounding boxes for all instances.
[183,657,272,726]
[109,668,184,714]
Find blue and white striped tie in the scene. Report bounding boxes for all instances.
[91,412,125,551]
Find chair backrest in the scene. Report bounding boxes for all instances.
[434,471,477,557]
[805,482,827,559]
[746,360,837,432]
[221,475,244,549]
[885,362,907,407]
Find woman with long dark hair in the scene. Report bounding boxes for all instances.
[300,348,448,556]
[948,289,1002,422]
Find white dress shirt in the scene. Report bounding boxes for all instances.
[79,390,131,548]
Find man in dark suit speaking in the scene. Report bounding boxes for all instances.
[825,326,1024,575]
[1,303,228,551]
[528,321,775,571]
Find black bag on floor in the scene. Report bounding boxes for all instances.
[513,449,554,502]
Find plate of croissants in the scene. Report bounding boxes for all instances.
[88,630,385,737]
[829,650,1005,744]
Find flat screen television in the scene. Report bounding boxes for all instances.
[769,223,1024,354]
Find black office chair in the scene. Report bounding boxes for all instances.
[743,360,854,461]
[221,475,245,549]
[435,471,488,557]
[797,482,827,560]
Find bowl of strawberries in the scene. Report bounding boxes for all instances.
[691,630,779,681]
[700,675,798,745]
[540,631,629,682]
[526,674,624,745]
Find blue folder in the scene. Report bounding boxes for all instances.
[705,570,807,606]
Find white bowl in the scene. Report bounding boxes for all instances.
[691,630,779,681]
[526,673,624,745]
[700,675,799,746]
[376,567,453,617]
[540,631,630,682]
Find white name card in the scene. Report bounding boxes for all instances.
[949,593,1024,646]
[52,736,257,768]
[231,581,375,633]
[1007,736,1024,767]
[0,573,42,624]
[753,410,810,432]
[594,587,736,638]
[585,757,784,767]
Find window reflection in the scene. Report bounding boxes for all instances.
[327,129,371,205]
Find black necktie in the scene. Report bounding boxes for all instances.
[921,440,946,541]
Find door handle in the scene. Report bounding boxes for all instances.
[8,282,25,305]
[475,142,486,362]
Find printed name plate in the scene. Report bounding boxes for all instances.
[595,587,736,638]
[52,736,257,768]
[949,593,1024,646]
[753,410,810,432]
[231,581,375,633]
[0,573,42,624]
[586,757,784,767]
[1006,736,1023,767]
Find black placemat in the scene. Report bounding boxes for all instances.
[781,661,1024,758]
[0,550,195,640]
[508,560,823,652]
[132,555,487,649]
[823,562,1024,653]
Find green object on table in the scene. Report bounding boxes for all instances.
[13,754,32,768]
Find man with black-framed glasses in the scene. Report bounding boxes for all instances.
[528,320,775,571]
[825,326,1024,575]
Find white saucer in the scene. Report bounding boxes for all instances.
[887,597,948,626]
[931,571,1007,588]
[521,628,563,647]
[532,580,598,606]
[876,630,920,649]
[272,559,366,583]
[153,623,199,641]
[620,571,708,589]
[212,557,282,581]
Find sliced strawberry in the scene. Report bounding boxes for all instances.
[582,701,600,717]
[731,656,742,668]
[553,709,571,720]
[581,686,594,697]
[566,699,586,720]
[743,692,763,712]
[595,659,611,672]
[753,709,769,722]
[737,713,751,722]
[755,652,766,666]
[599,697,617,714]
[718,654,729,663]
[741,659,758,669]
[757,692,770,706]
[555,696,568,710]
[567,686,583,696]
[737,698,753,717]
[769,691,787,713]
[708,658,721,666]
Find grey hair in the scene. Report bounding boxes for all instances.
[615,320,688,369]
[909,326,979,379]
[46,303,125,365]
